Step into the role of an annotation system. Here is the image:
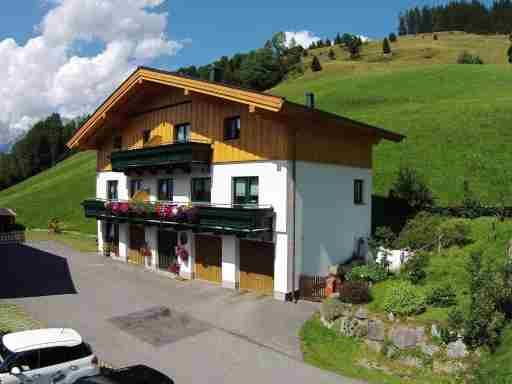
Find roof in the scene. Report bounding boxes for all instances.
[67,66,404,149]
[0,208,16,217]
[2,328,82,353]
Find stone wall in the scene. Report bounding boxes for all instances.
[320,302,473,375]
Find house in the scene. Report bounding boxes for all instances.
[67,66,404,300]
[0,208,16,233]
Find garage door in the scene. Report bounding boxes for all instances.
[128,224,145,266]
[240,240,274,295]
[195,235,222,283]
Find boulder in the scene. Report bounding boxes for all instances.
[355,307,368,320]
[340,317,368,338]
[388,312,395,322]
[419,342,440,357]
[368,319,385,341]
[431,324,441,339]
[389,326,420,349]
[447,339,468,359]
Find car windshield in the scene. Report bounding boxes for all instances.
[0,334,14,364]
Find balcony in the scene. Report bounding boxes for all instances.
[111,139,212,173]
[81,199,274,235]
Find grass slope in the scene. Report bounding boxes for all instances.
[274,32,512,204]
[0,151,97,234]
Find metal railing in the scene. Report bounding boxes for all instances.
[113,138,213,152]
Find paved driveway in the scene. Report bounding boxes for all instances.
[1,241,363,384]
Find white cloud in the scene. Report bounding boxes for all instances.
[0,0,185,143]
[284,30,320,48]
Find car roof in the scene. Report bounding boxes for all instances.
[2,329,82,353]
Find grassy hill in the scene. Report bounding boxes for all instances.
[0,151,96,234]
[274,31,512,205]
[1,31,512,234]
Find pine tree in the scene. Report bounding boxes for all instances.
[399,13,408,36]
[325,38,332,47]
[311,55,322,72]
[383,38,391,54]
[334,33,342,45]
[328,48,336,60]
[348,38,362,59]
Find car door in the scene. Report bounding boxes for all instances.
[3,350,48,384]
[38,347,72,384]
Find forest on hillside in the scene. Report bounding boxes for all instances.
[0,114,84,191]
[399,0,512,35]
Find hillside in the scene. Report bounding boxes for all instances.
[273,32,512,205]
[0,151,96,234]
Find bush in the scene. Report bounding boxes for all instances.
[426,283,457,307]
[391,166,434,210]
[48,218,62,234]
[397,212,442,251]
[438,219,472,248]
[4,223,26,232]
[383,281,426,316]
[433,34,438,40]
[320,297,349,322]
[339,281,371,304]
[346,264,388,283]
[382,38,391,54]
[328,48,336,60]
[457,51,484,64]
[389,33,397,42]
[402,252,429,284]
[311,55,322,72]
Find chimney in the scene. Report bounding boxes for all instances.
[209,67,223,83]
[305,92,315,109]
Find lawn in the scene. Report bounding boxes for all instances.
[0,304,43,333]
[26,230,98,253]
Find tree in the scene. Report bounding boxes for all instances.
[391,166,434,210]
[303,49,309,57]
[239,47,283,91]
[398,13,408,36]
[508,45,512,63]
[325,38,332,47]
[310,55,322,72]
[389,33,397,42]
[383,38,392,54]
[348,37,362,59]
[334,33,342,45]
[328,48,336,60]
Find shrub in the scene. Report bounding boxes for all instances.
[389,33,397,42]
[339,281,371,304]
[328,48,336,60]
[310,55,322,72]
[346,264,388,283]
[461,179,482,218]
[508,45,512,63]
[426,283,457,307]
[382,38,391,54]
[320,297,349,322]
[383,281,426,316]
[391,166,434,211]
[438,219,472,248]
[457,51,484,64]
[48,218,62,234]
[402,252,429,284]
[397,212,442,251]
[433,34,438,40]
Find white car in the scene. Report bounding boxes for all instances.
[0,328,100,384]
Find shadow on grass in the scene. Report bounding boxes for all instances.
[0,244,77,298]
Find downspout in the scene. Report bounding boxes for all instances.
[291,124,298,302]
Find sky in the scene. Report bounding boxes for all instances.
[0,0,490,144]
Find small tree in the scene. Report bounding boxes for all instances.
[303,49,309,57]
[348,38,362,59]
[328,48,336,60]
[508,45,512,63]
[383,38,392,54]
[389,33,397,42]
[391,166,434,210]
[311,55,322,72]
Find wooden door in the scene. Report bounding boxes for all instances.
[128,224,146,265]
[240,240,274,295]
[158,230,177,271]
[195,235,222,283]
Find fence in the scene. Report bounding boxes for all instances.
[0,231,25,244]
[299,274,327,302]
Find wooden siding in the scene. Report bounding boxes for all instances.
[96,86,374,171]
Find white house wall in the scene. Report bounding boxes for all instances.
[295,161,372,276]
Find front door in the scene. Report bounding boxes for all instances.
[128,224,145,265]
[104,222,119,257]
[158,230,177,271]
[195,235,222,283]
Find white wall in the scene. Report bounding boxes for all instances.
[96,172,129,200]
[221,235,239,289]
[295,161,372,276]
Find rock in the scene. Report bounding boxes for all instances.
[415,327,426,343]
[340,317,368,338]
[390,326,420,349]
[368,319,385,341]
[388,312,395,322]
[433,360,467,374]
[355,307,368,320]
[447,339,468,359]
[365,340,383,353]
[431,324,441,339]
[399,356,423,368]
[419,342,440,357]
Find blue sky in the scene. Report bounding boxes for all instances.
[0,0,487,69]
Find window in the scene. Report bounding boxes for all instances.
[233,177,258,205]
[354,179,364,205]
[224,116,240,141]
[158,179,174,201]
[191,178,211,203]
[39,347,70,368]
[10,351,39,371]
[66,343,93,362]
[175,123,190,143]
[143,130,151,145]
[130,179,143,198]
[107,180,118,200]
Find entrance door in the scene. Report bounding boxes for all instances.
[240,240,274,295]
[104,222,119,257]
[158,230,177,271]
[195,235,222,283]
[128,224,145,265]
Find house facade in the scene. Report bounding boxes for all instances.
[67,67,403,300]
